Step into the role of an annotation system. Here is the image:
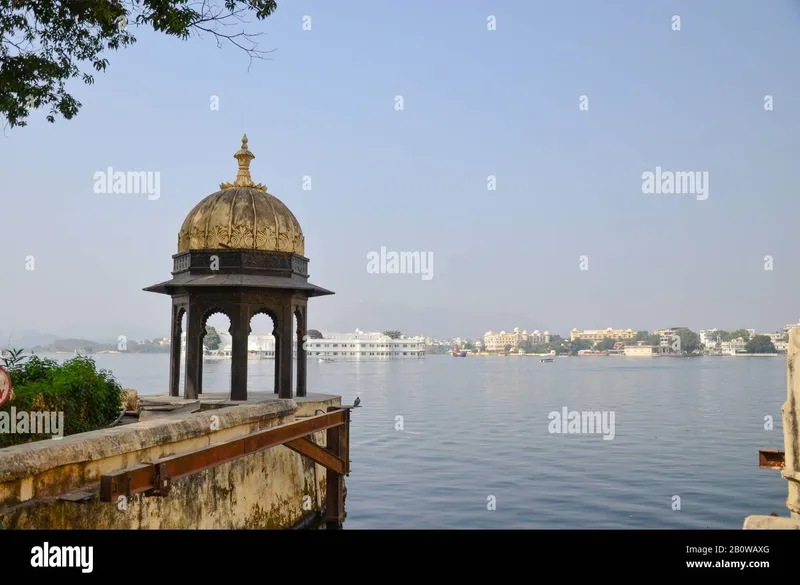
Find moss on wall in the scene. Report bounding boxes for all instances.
[0,397,341,529]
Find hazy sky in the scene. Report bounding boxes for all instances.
[2,0,800,341]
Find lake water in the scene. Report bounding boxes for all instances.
[35,353,788,528]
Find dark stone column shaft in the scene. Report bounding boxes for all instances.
[278,304,294,399]
[184,304,203,400]
[169,304,182,397]
[296,306,307,398]
[230,306,249,401]
[273,323,281,395]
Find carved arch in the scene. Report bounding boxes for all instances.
[173,306,186,328]
[250,307,278,334]
[199,307,235,339]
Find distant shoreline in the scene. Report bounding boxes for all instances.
[28,348,170,355]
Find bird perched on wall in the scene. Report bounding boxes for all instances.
[353,397,361,407]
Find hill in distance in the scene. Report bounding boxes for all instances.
[28,338,114,352]
[0,330,60,349]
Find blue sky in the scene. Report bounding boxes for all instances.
[2,0,800,341]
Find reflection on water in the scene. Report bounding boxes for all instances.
[37,353,788,528]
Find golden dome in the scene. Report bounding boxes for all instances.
[177,135,304,255]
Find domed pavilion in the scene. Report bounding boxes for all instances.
[144,135,333,401]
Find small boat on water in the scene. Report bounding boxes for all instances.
[450,343,467,357]
[540,350,556,362]
[318,357,334,363]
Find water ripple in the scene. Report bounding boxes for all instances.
[65,353,788,528]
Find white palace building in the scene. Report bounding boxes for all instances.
[182,329,426,361]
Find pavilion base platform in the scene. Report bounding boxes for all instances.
[138,392,342,420]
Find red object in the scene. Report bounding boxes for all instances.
[0,367,12,407]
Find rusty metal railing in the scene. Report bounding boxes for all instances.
[99,405,352,528]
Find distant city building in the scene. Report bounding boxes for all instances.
[484,329,521,352]
[181,330,233,353]
[699,328,721,347]
[657,328,675,336]
[659,339,676,352]
[182,329,425,360]
[305,330,425,360]
[483,328,550,352]
[570,328,635,342]
[654,327,687,336]
[720,338,747,354]
[529,330,550,345]
[624,346,654,357]
[726,329,755,341]
[658,329,680,352]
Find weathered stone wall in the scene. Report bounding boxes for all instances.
[0,395,341,529]
[744,328,800,528]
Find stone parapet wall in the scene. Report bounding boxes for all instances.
[0,394,341,529]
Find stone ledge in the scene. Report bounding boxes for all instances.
[743,515,800,529]
[0,400,297,482]
[294,395,342,417]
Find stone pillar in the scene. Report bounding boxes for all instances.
[273,322,281,395]
[278,304,294,399]
[197,325,203,395]
[169,304,182,397]
[743,327,800,528]
[296,305,307,398]
[230,306,249,401]
[184,304,203,400]
[785,327,800,520]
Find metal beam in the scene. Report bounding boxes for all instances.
[99,409,348,501]
[285,437,346,474]
[759,448,785,469]
[100,463,155,502]
[325,406,348,528]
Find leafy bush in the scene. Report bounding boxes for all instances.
[0,348,27,369]
[0,355,123,448]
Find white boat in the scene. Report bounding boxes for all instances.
[318,357,334,363]
[540,350,556,362]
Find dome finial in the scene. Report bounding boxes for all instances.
[220,134,267,191]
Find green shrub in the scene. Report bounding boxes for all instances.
[0,355,123,448]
